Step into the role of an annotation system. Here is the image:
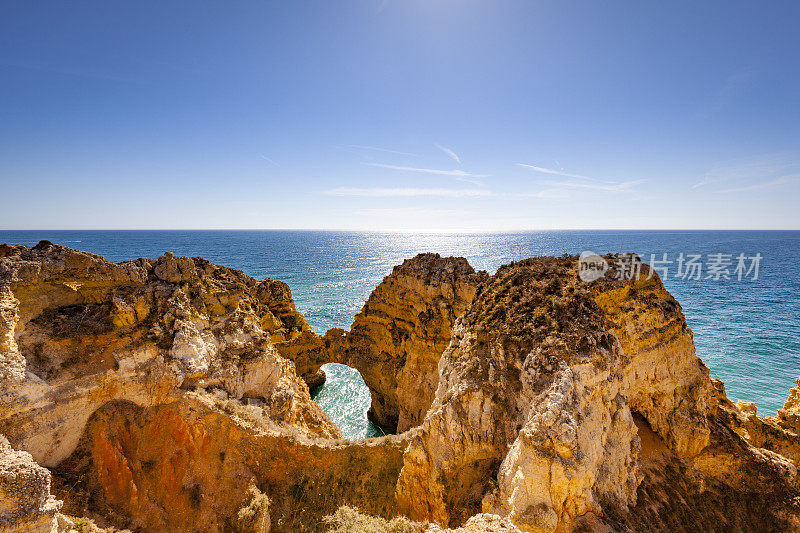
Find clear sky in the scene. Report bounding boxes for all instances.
[1,1,799,230]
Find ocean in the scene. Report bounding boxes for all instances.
[1,230,798,439]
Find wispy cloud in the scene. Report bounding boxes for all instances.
[692,178,720,189]
[348,144,417,156]
[357,207,469,216]
[711,68,757,113]
[693,152,800,191]
[517,163,606,183]
[340,188,570,200]
[435,144,461,164]
[530,188,572,199]
[720,174,800,193]
[366,163,488,178]
[453,176,485,187]
[693,158,784,189]
[260,155,279,166]
[499,189,573,199]
[324,187,493,198]
[518,163,643,193]
[539,179,646,192]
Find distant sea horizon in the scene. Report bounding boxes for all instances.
[2,229,798,438]
[4,228,799,232]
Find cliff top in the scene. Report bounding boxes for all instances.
[389,253,484,285]
[462,254,676,358]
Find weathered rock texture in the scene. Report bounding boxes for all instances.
[0,435,68,533]
[259,280,328,389]
[2,244,800,533]
[334,254,485,432]
[0,242,407,532]
[323,505,522,532]
[780,377,800,433]
[54,395,411,532]
[0,242,339,469]
[279,253,485,432]
[395,255,800,531]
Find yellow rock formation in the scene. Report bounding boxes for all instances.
[1,244,799,532]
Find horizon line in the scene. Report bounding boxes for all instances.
[2,228,800,233]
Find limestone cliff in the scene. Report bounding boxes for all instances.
[394,255,800,531]
[54,394,411,532]
[335,254,485,431]
[324,505,522,532]
[2,244,800,533]
[780,377,800,433]
[0,242,370,531]
[259,279,328,388]
[0,241,339,470]
[279,253,486,432]
[0,435,69,533]
[713,378,800,469]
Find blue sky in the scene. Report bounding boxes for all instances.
[1,0,799,230]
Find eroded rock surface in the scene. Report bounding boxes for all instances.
[0,243,363,531]
[323,505,522,532]
[336,254,486,431]
[280,253,485,432]
[780,377,800,432]
[0,242,339,470]
[395,255,800,531]
[2,244,799,533]
[0,435,68,533]
[55,394,411,532]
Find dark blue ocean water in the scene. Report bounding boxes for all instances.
[2,230,798,438]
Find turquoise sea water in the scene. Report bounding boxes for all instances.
[1,230,798,438]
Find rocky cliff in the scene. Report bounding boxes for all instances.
[394,255,800,531]
[0,242,339,466]
[1,244,799,532]
[275,253,485,432]
[341,254,485,432]
[0,435,69,533]
[0,242,389,532]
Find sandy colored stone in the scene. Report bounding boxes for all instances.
[779,377,800,432]
[395,255,800,532]
[0,435,67,533]
[2,245,800,533]
[278,254,485,432]
[0,242,340,470]
[56,393,412,532]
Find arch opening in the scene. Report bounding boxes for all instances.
[310,363,389,439]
